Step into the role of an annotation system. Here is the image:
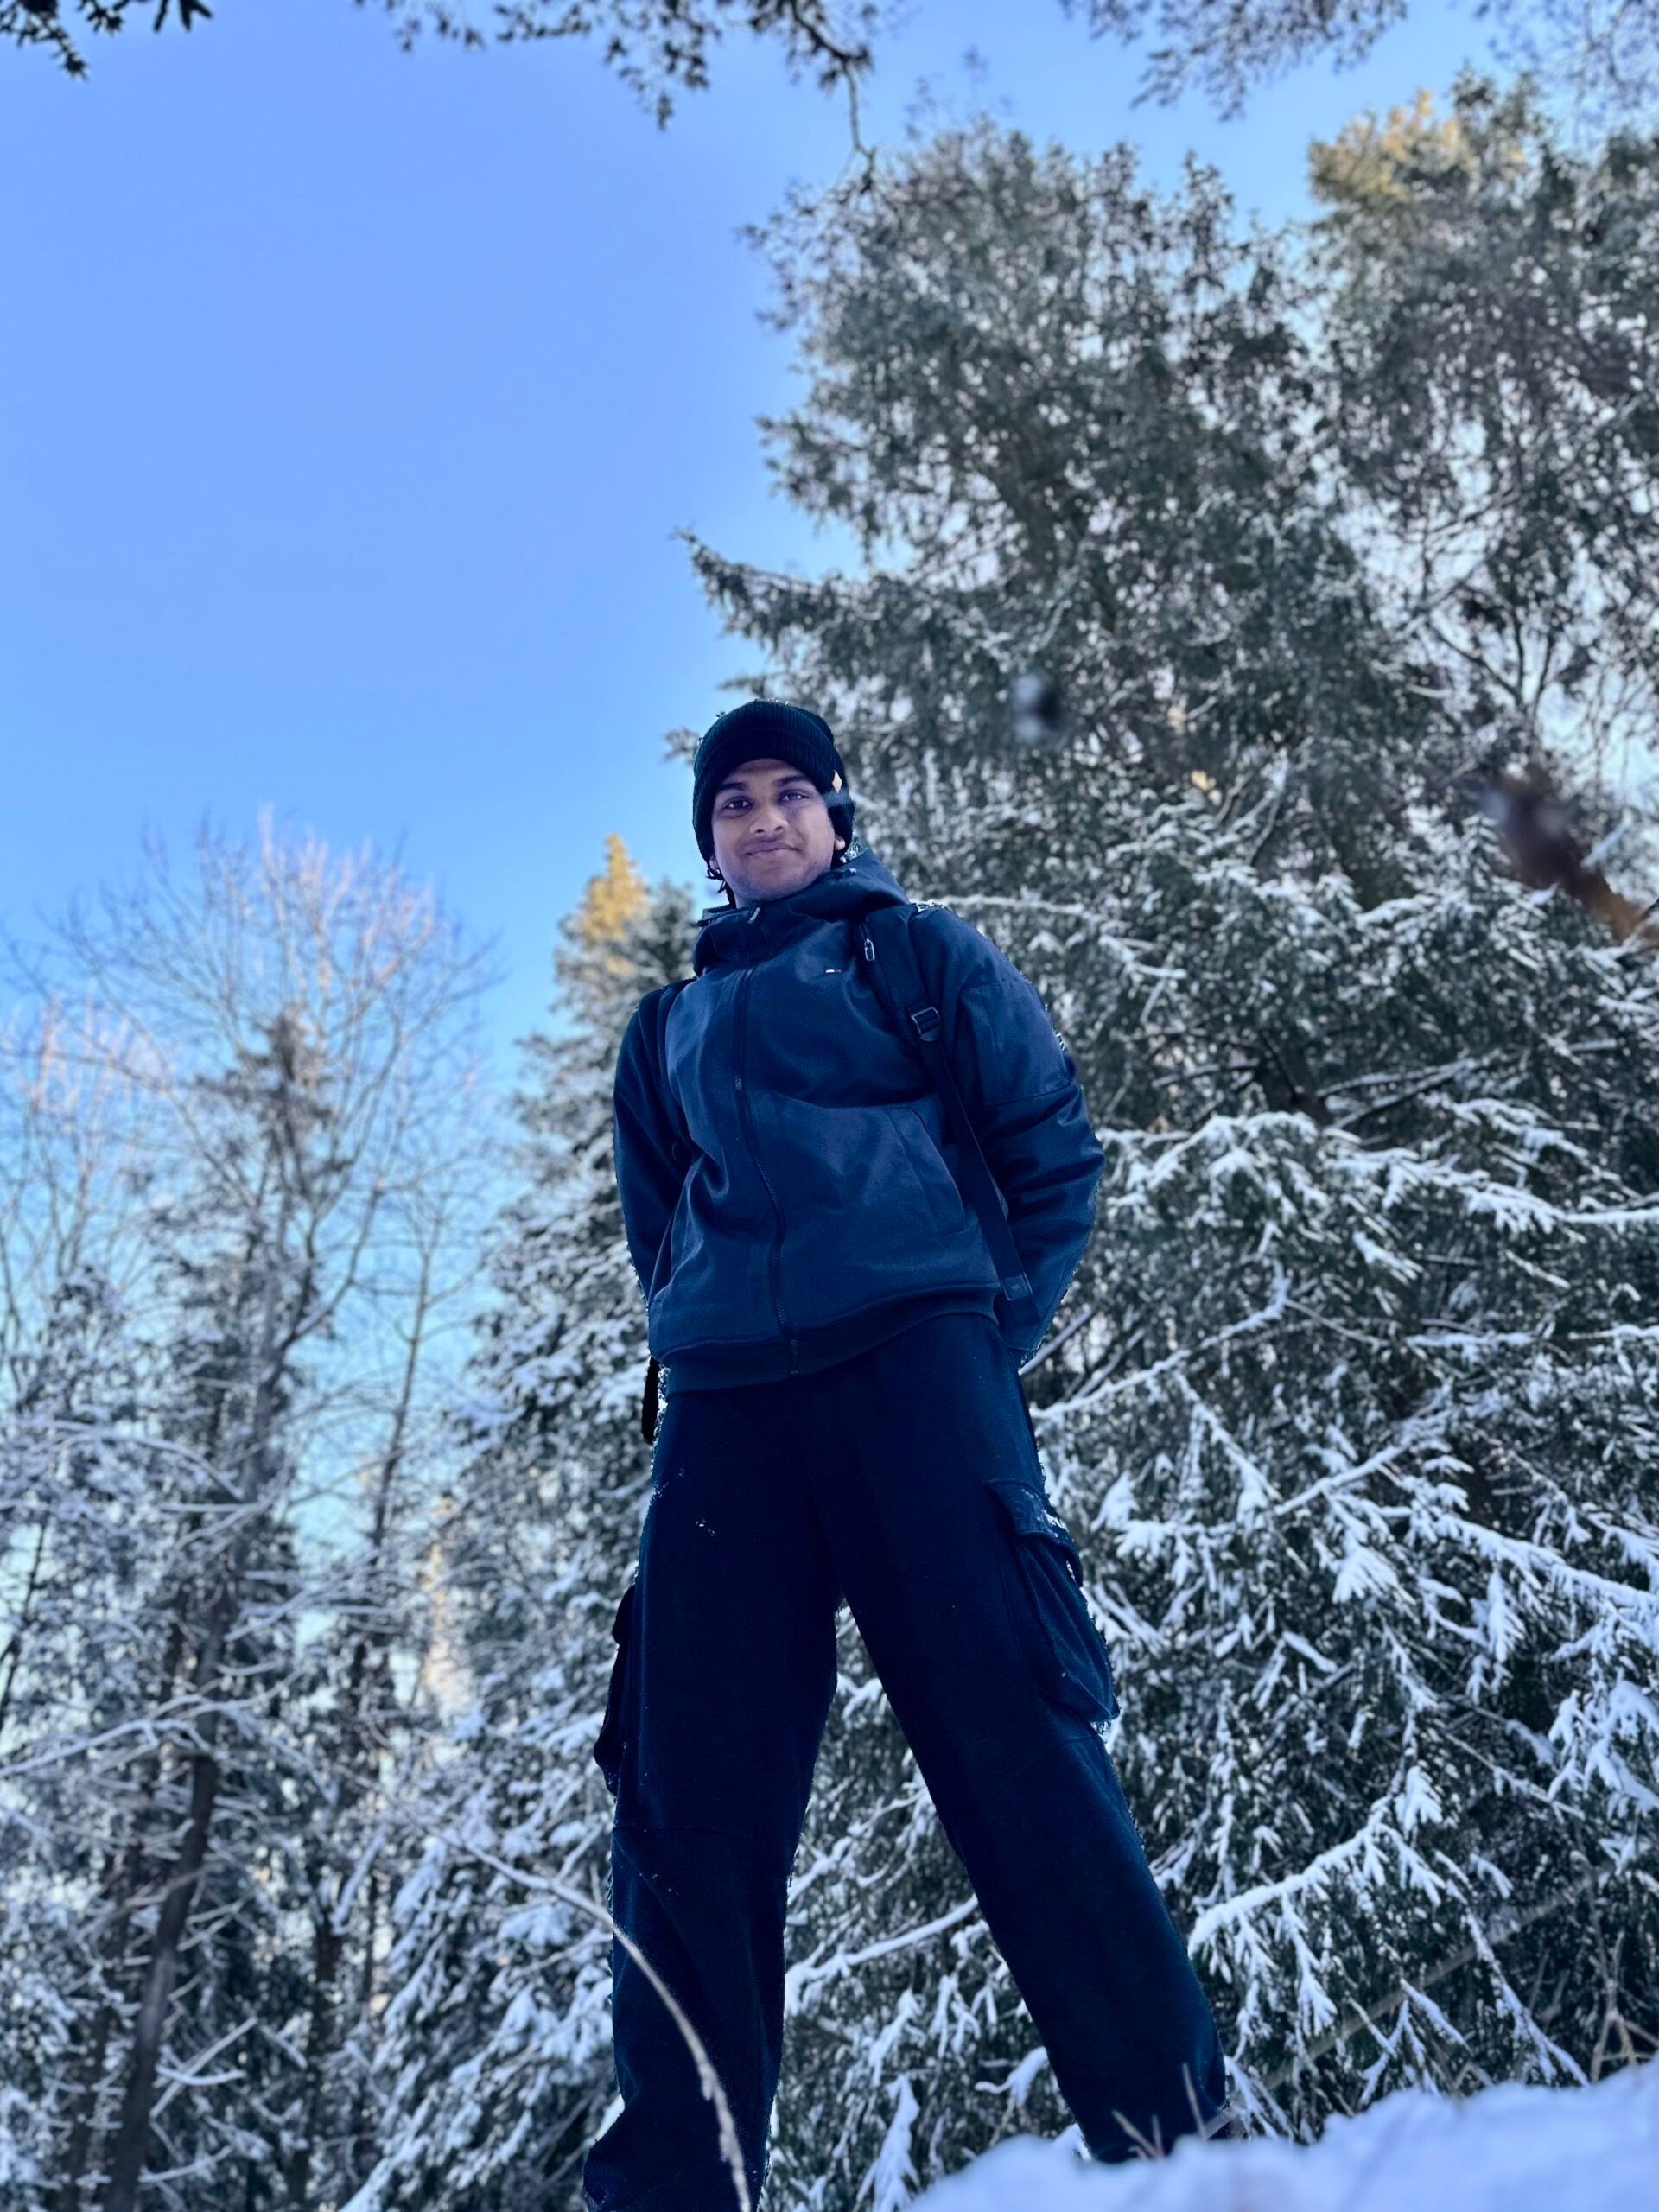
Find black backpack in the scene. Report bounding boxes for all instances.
[635,900,1039,1440]
[858,901,1038,1331]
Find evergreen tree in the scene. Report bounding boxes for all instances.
[1308,75,1658,830]
[663,105,1658,2191]
[703,117,1448,904]
[347,837,699,2210]
[0,1264,155,2200]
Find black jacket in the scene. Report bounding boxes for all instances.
[612,849,1104,1389]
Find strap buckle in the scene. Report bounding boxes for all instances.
[908,1005,942,1043]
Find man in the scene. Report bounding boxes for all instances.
[585,698,1234,2211]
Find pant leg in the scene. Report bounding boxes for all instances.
[583,1377,841,2212]
[806,1312,1229,2164]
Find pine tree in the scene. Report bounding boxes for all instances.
[348,838,700,2210]
[661,105,1659,2190]
[1307,74,1658,833]
[0,1263,155,2199]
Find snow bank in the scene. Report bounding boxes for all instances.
[912,2063,1657,2212]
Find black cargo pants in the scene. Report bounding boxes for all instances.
[582,1313,1228,2210]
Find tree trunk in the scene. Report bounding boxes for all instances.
[100,1595,231,2211]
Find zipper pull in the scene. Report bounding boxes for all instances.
[861,931,874,963]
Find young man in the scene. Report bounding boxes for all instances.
[584,699,1232,2211]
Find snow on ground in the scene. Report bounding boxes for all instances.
[911,2063,1657,2212]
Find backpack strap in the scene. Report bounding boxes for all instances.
[857,905,1039,1343]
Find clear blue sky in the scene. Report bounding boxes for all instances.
[2,0,1487,1070]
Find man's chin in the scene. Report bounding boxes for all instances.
[734,854,823,902]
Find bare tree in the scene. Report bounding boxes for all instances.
[0,809,501,2209]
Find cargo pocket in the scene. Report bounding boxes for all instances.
[593,1580,638,1798]
[989,1480,1120,1726]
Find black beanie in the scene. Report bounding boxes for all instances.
[692,699,853,862]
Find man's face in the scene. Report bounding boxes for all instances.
[709,755,844,906]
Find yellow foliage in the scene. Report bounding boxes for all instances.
[575,832,650,952]
[1309,87,1525,213]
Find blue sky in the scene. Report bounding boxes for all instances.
[2,0,1487,1068]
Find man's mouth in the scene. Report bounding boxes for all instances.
[749,845,796,859]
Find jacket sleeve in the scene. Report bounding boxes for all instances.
[918,910,1105,1363]
[613,987,692,1306]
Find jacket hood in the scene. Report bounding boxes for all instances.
[692,849,912,976]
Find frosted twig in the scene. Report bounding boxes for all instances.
[359,1800,753,2212]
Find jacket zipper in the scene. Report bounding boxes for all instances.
[733,962,800,1370]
